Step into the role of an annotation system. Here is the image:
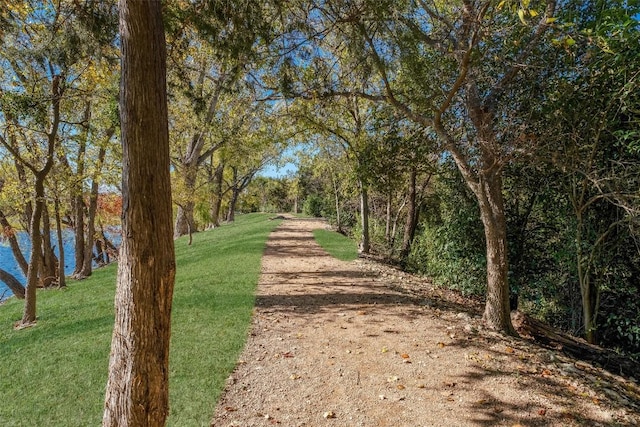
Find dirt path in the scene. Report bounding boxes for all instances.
[211,217,639,426]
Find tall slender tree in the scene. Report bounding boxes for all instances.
[103,0,175,425]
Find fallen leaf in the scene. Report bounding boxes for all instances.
[437,342,446,348]
[400,353,410,359]
[476,399,489,405]
[397,384,406,390]
[443,381,456,387]
[541,369,552,377]
[357,310,367,315]
[224,406,237,412]
[387,376,400,382]
[323,411,336,419]
[505,346,515,354]
[290,374,301,380]
[538,409,547,416]
[282,352,294,358]
[381,347,389,353]
[416,384,426,389]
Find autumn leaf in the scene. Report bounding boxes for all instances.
[505,346,515,354]
[437,342,446,348]
[400,353,410,359]
[397,384,406,390]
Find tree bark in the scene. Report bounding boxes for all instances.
[476,170,516,335]
[400,168,418,261]
[209,162,224,228]
[79,145,107,278]
[0,268,25,299]
[174,167,197,238]
[21,177,46,325]
[72,193,86,276]
[0,209,28,275]
[40,204,58,287]
[103,1,175,425]
[72,103,90,277]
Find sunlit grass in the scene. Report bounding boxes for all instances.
[313,228,359,261]
[0,213,280,427]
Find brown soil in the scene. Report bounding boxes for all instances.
[211,216,640,427]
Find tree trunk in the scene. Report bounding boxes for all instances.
[72,193,86,276]
[17,74,61,326]
[358,180,370,254]
[209,163,224,228]
[227,189,239,223]
[103,1,175,425]
[72,104,89,276]
[40,204,58,287]
[54,197,66,288]
[21,178,46,325]
[79,146,106,278]
[226,167,239,223]
[0,209,28,275]
[476,172,516,335]
[174,166,197,238]
[400,168,418,261]
[0,268,25,299]
[331,174,342,233]
[385,190,392,244]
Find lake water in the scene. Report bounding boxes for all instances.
[0,230,119,301]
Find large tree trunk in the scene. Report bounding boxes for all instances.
[476,171,516,335]
[103,1,175,424]
[358,180,370,254]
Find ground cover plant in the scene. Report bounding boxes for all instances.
[0,213,280,427]
[313,228,358,261]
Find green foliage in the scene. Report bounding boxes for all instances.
[313,229,358,262]
[302,194,326,218]
[0,213,280,426]
[407,165,486,295]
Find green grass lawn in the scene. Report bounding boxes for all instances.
[0,213,280,427]
[313,228,359,261]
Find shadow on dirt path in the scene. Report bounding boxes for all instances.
[211,217,639,427]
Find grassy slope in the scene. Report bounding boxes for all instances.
[312,229,359,261]
[0,213,280,427]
